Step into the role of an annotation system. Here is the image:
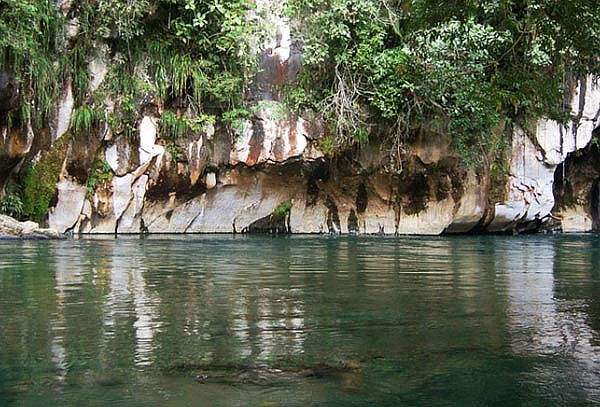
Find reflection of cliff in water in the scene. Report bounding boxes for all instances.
[2,236,600,405]
[503,237,600,398]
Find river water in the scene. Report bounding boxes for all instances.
[1,235,600,406]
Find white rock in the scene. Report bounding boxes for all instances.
[112,174,134,220]
[139,116,158,164]
[187,136,204,185]
[65,18,79,39]
[205,172,217,189]
[0,215,61,238]
[48,178,87,233]
[21,221,40,235]
[118,175,148,233]
[561,206,593,233]
[55,82,74,141]
[396,198,456,235]
[230,120,253,165]
[88,50,109,92]
[105,143,120,173]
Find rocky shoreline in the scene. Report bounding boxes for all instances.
[0,215,65,240]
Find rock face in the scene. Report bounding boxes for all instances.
[0,72,19,118]
[552,135,600,233]
[0,71,32,194]
[55,80,74,141]
[48,178,87,233]
[489,76,600,233]
[47,74,594,236]
[0,215,64,239]
[1,5,599,235]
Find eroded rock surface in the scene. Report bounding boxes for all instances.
[43,74,600,235]
[488,76,600,233]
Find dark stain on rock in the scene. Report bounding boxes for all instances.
[325,196,341,233]
[394,155,467,216]
[356,182,368,213]
[66,163,88,185]
[0,156,20,190]
[397,172,429,215]
[68,125,107,185]
[146,165,206,202]
[244,212,290,234]
[347,209,359,234]
[591,178,600,229]
[244,200,292,234]
[0,72,20,121]
[306,177,319,207]
[433,173,452,201]
[467,205,497,234]
[246,119,265,166]
[306,161,330,207]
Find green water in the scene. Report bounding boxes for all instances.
[1,235,600,406]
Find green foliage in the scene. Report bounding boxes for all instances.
[0,0,64,127]
[0,193,24,219]
[222,108,251,134]
[250,101,289,121]
[1,0,259,138]
[315,135,336,156]
[71,106,97,134]
[273,200,292,217]
[95,0,150,41]
[165,141,185,161]
[22,138,68,221]
[285,0,600,165]
[160,111,188,140]
[86,159,114,198]
[160,111,214,140]
[0,182,24,219]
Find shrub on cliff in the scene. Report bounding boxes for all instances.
[285,0,600,166]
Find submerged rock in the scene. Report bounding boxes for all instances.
[167,360,362,387]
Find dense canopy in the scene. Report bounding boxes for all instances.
[285,0,600,163]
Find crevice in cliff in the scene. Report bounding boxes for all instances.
[325,196,341,234]
[553,128,600,231]
[590,178,600,230]
[356,182,368,214]
[243,200,292,234]
[306,161,330,207]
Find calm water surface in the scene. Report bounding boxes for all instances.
[1,235,600,406]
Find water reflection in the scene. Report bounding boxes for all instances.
[503,239,558,354]
[51,245,84,382]
[502,237,600,401]
[1,235,600,406]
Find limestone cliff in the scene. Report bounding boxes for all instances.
[0,3,599,235]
